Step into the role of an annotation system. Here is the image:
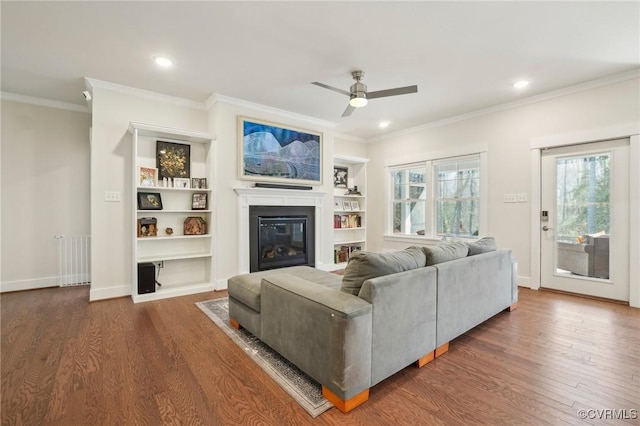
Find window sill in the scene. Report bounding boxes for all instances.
[384,234,481,245]
[383,234,443,245]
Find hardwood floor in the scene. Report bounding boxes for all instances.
[2,286,639,425]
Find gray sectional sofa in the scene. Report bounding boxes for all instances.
[228,238,518,413]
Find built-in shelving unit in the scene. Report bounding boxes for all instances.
[129,122,215,303]
[333,155,368,267]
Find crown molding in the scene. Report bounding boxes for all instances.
[371,68,640,143]
[333,132,367,143]
[0,92,90,113]
[206,93,338,130]
[84,78,205,110]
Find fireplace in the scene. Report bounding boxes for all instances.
[249,206,315,272]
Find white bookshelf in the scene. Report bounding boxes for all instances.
[333,155,368,267]
[129,122,216,303]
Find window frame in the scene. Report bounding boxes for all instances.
[386,152,487,241]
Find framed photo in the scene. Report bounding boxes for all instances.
[334,200,342,211]
[350,200,360,211]
[137,217,157,237]
[184,217,206,235]
[138,167,158,187]
[137,192,163,210]
[173,178,190,189]
[333,166,348,188]
[342,200,352,211]
[192,192,208,210]
[238,116,322,185]
[191,178,208,189]
[157,141,190,179]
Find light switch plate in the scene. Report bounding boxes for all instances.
[503,194,517,203]
[104,191,121,202]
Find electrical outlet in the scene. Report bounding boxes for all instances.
[517,193,528,203]
[155,261,164,269]
[104,191,121,202]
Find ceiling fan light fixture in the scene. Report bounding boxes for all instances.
[349,94,368,108]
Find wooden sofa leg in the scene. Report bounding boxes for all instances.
[435,342,450,358]
[322,386,369,413]
[507,302,518,312]
[415,351,435,368]
[229,318,241,330]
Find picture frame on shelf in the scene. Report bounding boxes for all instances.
[137,192,163,210]
[157,140,190,179]
[342,200,352,211]
[173,178,190,189]
[333,166,348,188]
[137,217,157,237]
[238,116,322,185]
[192,192,208,210]
[191,177,207,189]
[184,217,206,235]
[138,167,158,187]
[334,200,342,211]
[350,200,360,211]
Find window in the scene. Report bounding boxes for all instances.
[391,165,427,235]
[434,157,480,237]
[388,154,483,238]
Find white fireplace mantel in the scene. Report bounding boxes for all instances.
[234,186,327,274]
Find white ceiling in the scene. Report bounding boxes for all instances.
[2,1,639,139]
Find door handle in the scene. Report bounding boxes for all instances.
[542,225,553,231]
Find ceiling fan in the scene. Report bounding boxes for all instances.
[312,70,418,117]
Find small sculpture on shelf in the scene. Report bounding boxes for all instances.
[165,227,174,236]
[345,185,361,196]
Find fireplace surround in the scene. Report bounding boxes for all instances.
[234,187,326,275]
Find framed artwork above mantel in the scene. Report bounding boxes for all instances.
[238,116,323,186]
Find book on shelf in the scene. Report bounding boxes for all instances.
[334,245,362,263]
[334,214,362,229]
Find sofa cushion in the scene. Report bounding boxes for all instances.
[423,242,468,266]
[340,248,426,296]
[466,237,497,256]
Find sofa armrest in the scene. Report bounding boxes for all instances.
[358,267,437,385]
[260,274,372,400]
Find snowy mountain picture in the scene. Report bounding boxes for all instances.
[240,117,322,184]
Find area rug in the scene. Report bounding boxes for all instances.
[196,298,334,418]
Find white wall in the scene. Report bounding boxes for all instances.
[208,100,339,286]
[88,87,208,301]
[1,100,91,291]
[367,77,640,286]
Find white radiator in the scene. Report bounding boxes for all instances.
[55,235,91,286]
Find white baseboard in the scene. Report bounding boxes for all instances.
[89,284,130,301]
[215,278,228,291]
[1,276,57,293]
[517,275,533,289]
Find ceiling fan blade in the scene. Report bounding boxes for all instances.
[311,82,351,97]
[342,104,356,117]
[366,85,418,100]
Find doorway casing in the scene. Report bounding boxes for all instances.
[529,122,640,307]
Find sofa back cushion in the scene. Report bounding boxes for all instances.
[422,242,469,266]
[340,247,426,296]
[465,237,497,256]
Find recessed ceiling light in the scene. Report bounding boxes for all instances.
[379,121,390,129]
[513,80,530,89]
[154,56,173,68]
